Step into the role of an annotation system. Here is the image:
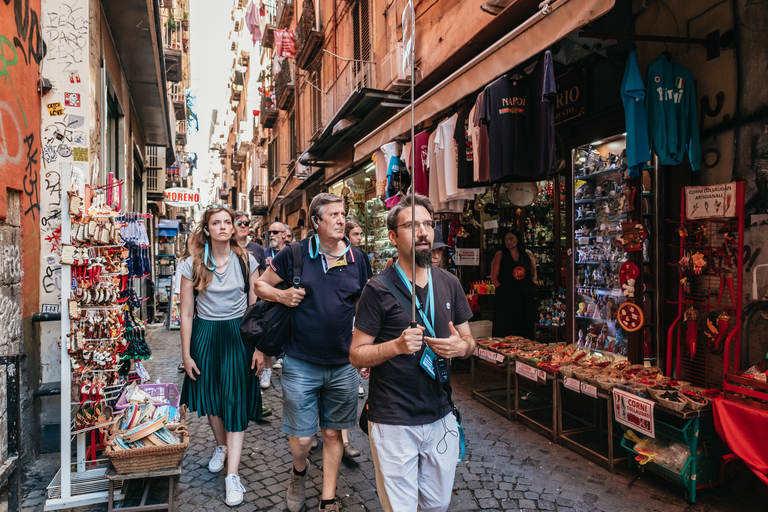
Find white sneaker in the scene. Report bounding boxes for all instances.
[208,445,227,473]
[260,368,272,389]
[359,386,364,399]
[273,357,283,369]
[225,473,246,506]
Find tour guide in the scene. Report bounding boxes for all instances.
[254,193,369,512]
[350,193,475,512]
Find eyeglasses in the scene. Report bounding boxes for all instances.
[396,220,435,232]
[235,221,250,227]
[207,204,231,210]
[268,230,283,235]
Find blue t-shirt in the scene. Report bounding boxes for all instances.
[621,50,651,177]
[270,238,368,365]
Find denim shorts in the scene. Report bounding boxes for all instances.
[281,354,359,437]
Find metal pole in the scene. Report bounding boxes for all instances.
[410,0,417,326]
[60,162,72,499]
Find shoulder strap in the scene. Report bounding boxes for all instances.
[289,241,302,287]
[238,255,249,304]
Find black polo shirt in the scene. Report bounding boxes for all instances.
[270,238,368,365]
[245,241,267,270]
[354,266,473,426]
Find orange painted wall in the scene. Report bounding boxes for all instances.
[0,0,43,317]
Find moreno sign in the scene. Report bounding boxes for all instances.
[164,188,200,207]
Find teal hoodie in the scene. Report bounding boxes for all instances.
[646,55,701,171]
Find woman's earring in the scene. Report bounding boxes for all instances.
[204,242,216,271]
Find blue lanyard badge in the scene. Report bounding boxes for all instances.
[393,262,435,337]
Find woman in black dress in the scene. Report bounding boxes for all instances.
[490,227,538,338]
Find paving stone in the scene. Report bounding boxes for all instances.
[519,498,537,508]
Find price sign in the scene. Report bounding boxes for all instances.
[580,382,598,398]
[537,369,547,383]
[496,353,506,363]
[564,377,581,392]
[516,361,538,382]
[478,349,497,363]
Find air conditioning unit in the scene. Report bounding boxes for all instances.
[381,42,411,91]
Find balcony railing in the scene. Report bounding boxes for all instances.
[319,59,372,129]
[161,14,183,50]
[260,95,279,128]
[295,0,322,70]
[275,58,295,111]
[276,0,294,29]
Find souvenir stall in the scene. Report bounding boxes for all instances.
[46,165,187,510]
[155,219,179,326]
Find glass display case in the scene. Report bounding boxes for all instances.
[365,196,395,275]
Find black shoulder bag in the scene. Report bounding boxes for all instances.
[359,274,462,436]
[240,242,302,356]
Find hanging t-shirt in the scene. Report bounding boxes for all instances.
[646,55,701,171]
[426,129,462,213]
[454,103,475,188]
[381,141,410,199]
[434,114,458,205]
[526,51,557,180]
[409,130,430,195]
[621,51,651,177]
[373,149,388,197]
[481,76,531,183]
[471,92,490,184]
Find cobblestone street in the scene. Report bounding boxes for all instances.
[21,324,768,511]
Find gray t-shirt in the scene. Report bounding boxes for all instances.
[179,252,258,321]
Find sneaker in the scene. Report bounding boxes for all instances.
[343,442,361,459]
[224,474,246,507]
[208,445,227,473]
[319,501,339,512]
[311,436,318,449]
[260,368,272,389]
[273,357,283,369]
[358,386,364,399]
[286,460,310,512]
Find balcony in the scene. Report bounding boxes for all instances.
[231,85,242,103]
[169,82,185,119]
[275,58,295,111]
[176,121,187,146]
[259,95,279,128]
[239,49,250,67]
[276,0,294,29]
[295,0,322,70]
[162,14,183,82]
[250,186,269,215]
[262,24,276,49]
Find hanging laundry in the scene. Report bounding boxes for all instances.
[646,54,701,170]
[274,29,296,58]
[409,130,430,196]
[621,50,651,177]
[526,50,557,180]
[481,75,531,183]
[245,0,262,44]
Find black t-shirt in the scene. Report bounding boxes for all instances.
[453,102,476,189]
[271,238,368,365]
[481,76,531,183]
[245,241,267,270]
[354,266,473,426]
[527,51,557,180]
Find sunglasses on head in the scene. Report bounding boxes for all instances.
[236,220,250,227]
[207,204,231,210]
[268,230,282,235]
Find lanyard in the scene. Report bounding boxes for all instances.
[393,261,435,338]
[309,234,352,260]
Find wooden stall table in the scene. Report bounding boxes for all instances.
[514,360,558,441]
[470,348,515,420]
[106,463,181,512]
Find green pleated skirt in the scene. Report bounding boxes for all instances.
[180,316,263,432]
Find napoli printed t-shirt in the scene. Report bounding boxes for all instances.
[354,266,473,426]
[527,51,557,180]
[481,76,531,183]
[245,241,267,271]
[645,55,701,171]
[270,238,368,365]
[471,91,490,184]
[621,50,651,177]
[179,253,258,321]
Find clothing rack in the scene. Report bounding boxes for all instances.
[578,30,721,61]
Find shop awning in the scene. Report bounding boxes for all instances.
[158,219,180,237]
[353,0,615,164]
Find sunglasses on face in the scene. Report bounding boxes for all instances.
[236,221,250,227]
[268,230,282,235]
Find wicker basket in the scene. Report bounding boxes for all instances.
[655,393,688,412]
[560,365,577,379]
[596,376,620,391]
[105,405,189,474]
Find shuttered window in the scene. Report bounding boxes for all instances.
[352,0,371,88]
[268,137,279,182]
[310,61,322,135]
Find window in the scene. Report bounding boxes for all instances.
[310,61,322,135]
[352,0,372,88]
[268,137,279,182]
[289,110,296,162]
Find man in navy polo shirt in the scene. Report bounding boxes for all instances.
[350,193,475,512]
[255,193,368,512]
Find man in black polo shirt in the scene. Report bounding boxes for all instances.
[255,193,368,512]
[350,193,475,512]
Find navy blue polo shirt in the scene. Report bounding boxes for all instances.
[270,238,368,365]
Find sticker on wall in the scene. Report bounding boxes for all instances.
[64,92,80,108]
[58,145,73,158]
[73,147,88,162]
[43,145,57,163]
[69,71,81,83]
[67,114,85,129]
[47,102,65,116]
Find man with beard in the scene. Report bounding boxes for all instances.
[284,224,294,244]
[349,194,475,512]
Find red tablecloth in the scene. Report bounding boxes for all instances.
[713,396,768,485]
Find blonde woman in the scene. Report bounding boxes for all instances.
[179,205,264,507]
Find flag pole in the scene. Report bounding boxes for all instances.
[409,0,417,327]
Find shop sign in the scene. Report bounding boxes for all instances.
[164,187,200,207]
[564,376,581,392]
[684,182,737,219]
[555,71,586,126]
[455,248,480,266]
[516,361,540,382]
[613,388,655,438]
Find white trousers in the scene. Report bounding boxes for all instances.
[369,412,460,512]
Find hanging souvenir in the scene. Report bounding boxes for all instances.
[617,262,644,332]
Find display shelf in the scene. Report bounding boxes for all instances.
[574,167,625,181]
[515,367,558,441]
[470,356,515,420]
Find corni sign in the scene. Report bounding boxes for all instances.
[164,188,200,208]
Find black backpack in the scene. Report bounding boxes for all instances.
[239,242,302,355]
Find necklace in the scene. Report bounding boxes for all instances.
[213,251,232,274]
